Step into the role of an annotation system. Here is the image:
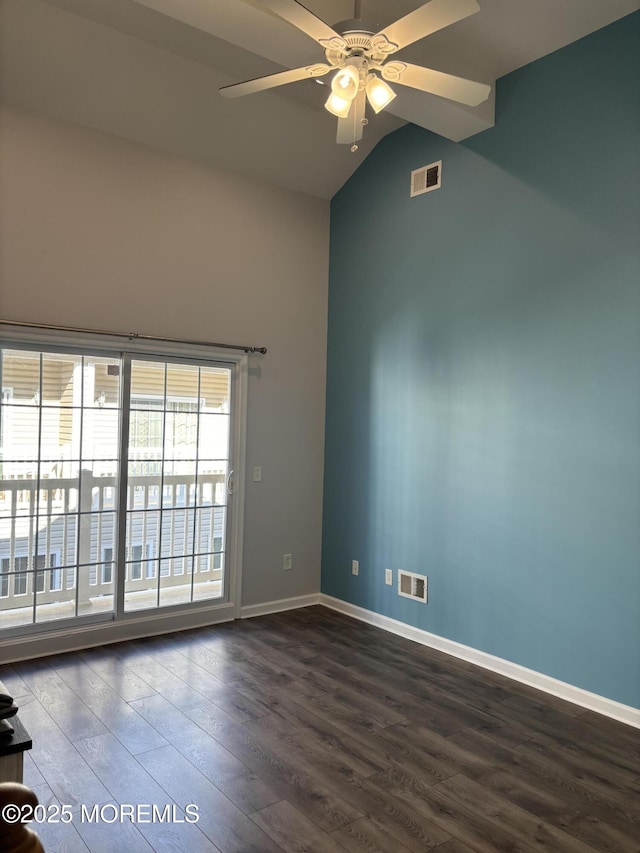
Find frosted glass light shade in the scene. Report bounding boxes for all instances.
[325,92,352,118]
[365,75,396,113]
[331,65,359,101]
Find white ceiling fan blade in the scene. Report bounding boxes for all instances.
[371,0,480,54]
[220,63,332,98]
[336,89,366,144]
[336,115,356,144]
[382,61,490,107]
[259,0,348,52]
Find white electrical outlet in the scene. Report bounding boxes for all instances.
[385,568,393,585]
[352,559,359,576]
[283,553,292,571]
[253,466,262,482]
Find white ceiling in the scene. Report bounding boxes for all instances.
[1,0,639,197]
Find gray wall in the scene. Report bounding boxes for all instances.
[0,103,329,607]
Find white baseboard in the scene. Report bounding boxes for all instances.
[320,594,640,730]
[241,593,321,620]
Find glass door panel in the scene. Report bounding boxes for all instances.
[0,349,122,628]
[124,359,232,612]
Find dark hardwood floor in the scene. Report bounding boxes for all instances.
[1,605,638,852]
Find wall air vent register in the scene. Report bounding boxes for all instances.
[398,570,428,603]
[410,160,442,197]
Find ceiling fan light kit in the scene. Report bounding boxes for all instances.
[325,63,360,116]
[220,0,492,148]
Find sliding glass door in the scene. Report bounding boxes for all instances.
[0,345,235,634]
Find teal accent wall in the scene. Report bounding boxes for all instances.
[322,13,640,709]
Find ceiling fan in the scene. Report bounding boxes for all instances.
[220,0,491,149]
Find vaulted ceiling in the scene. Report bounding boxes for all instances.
[1,0,638,197]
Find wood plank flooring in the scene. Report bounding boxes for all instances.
[1,605,638,853]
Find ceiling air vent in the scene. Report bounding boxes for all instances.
[398,570,428,603]
[410,161,442,197]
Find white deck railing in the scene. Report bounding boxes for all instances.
[0,470,225,617]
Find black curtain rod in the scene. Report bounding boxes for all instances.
[0,319,267,355]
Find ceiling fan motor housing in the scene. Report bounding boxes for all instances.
[324,19,390,68]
